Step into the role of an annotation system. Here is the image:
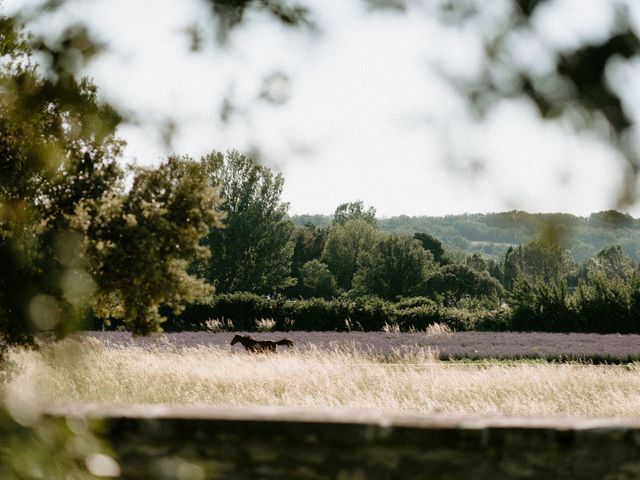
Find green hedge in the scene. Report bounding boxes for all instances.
[507,275,640,333]
[156,274,640,334]
[161,293,497,332]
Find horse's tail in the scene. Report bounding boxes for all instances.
[276,339,294,347]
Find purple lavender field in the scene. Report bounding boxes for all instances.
[85,331,640,362]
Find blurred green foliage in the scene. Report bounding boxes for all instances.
[0,15,124,345]
[0,11,225,478]
[0,13,224,344]
[0,410,119,479]
[208,0,313,44]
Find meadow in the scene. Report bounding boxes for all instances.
[3,332,640,418]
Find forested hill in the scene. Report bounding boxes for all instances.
[290,210,640,263]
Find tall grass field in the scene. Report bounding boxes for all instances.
[2,335,640,418]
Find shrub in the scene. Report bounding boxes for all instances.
[162,303,216,331]
[156,277,640,334]
[474,308,512,331]
[394,305,441,331]
[209,293,277,330]
[509,278,576,332]
[424,264,502,306]
[283,297,346,331]
[394,296,437,310]
[574,276,634,333]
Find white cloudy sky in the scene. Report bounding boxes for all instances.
[5,0,640,217]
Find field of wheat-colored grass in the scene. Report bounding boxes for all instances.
[3,336,640,418]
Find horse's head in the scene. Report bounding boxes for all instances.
[230,335,242,345]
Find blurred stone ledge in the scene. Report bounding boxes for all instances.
[44,405,640,479]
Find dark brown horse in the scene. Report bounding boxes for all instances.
[230,335,294,353]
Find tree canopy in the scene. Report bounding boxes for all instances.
[333,201,377,226]
[76,157,223,335]
[299,259,336,299]
[199,150,295,294]
[353,234,435,300]
[505,240,578,287]
[321,218,379,291]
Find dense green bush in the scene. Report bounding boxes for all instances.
[393,297,440,330]
[424,264,502,305]
[472,307,513,331]
[163,293,275,331]
[574,276,637,334]
[507,273,640,334]
[161,293,503,333]
[282,297,347,331]
[159,273,640,334]
[509,278,576,332]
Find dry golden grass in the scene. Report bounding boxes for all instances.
[424,322,454,336]
[3,336,640,417]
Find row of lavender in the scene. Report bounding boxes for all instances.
[86,331,640,363]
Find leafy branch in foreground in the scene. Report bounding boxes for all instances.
[0,14,124,345]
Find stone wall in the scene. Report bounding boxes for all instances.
[47,406,640,479]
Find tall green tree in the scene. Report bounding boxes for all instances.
[290,224,326,276]
[333,200,377,226]
[288,223,327,297]
[505,240,577,286]
[582,245,635,282]
[509,277,574,332]
[352,234,435,300]
[465,253,486,272]
[200,150,295,294]
[503,246,518,291]
[414,232,446,265]
[321,218,379,291]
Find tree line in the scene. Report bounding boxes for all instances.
[184,152,640,308]
[292,210,640,264]
[170,153,640,335]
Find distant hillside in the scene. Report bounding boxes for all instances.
[289,210,640,263]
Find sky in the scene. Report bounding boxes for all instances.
[5,0,640,217]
